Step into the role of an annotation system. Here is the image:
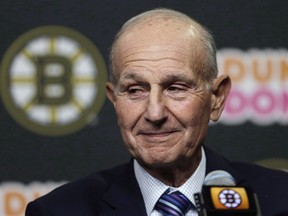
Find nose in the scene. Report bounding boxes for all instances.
[144,88,168,126]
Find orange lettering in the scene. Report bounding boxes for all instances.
[252,59,272,83]
[32,191,42,200]
[280,59,288,83]
[223,58,245,82]
[4,191,26,216]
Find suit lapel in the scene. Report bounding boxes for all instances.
[98,147,244,216]
[204,146,245,185]
[100,160,147,216]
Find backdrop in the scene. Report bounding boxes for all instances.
[0,1,287,215]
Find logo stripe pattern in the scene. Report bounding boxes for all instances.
[155,190,193,216]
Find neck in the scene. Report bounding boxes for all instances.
[141,149,202,187]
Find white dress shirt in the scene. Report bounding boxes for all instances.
[134,147,206,216]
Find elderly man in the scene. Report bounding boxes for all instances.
[26,8,288,216]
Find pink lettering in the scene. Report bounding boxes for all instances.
[251,88,275,115]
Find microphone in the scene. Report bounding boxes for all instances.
[194,170,261,216]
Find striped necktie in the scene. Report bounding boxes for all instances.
[155,189,193,216]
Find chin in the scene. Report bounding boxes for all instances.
[140,155,177,168]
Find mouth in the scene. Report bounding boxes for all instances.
[141,132,173,136]
[137,130,179,143]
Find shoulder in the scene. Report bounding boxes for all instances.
[25,162,132,215]
[205,146,288,184]
[231,161,288,215]
[45,162,131,198]
[231,160,288,185]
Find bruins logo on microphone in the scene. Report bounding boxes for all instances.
[211,187,249,209]
[0,26,107,136]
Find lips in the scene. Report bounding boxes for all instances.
[141,132,173,136]
[137,128,179,135]
[137,130,180,143]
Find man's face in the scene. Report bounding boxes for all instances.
[107,19,220,169]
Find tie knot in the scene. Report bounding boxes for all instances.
[155,190,193,216]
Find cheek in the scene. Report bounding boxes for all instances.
[115,100,144,128]
[169,99,211,127]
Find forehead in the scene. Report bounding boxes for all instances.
[116,19,202,66]
[111,16,208,85]
[118,17,197,48]
[116,43,195,83]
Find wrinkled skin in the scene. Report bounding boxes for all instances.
[106,17,231,186]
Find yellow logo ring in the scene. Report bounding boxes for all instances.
[0,26,107,136]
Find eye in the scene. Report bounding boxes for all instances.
[167,84,187,93]
[165,83,191,99]
[127,85,147,99]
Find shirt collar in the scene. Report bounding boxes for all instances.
[134,147,206,215]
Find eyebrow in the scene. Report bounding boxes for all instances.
[163,74,197,87]
[120,72,196,86]
[122,72,142,81]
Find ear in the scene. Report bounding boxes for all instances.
[210,74,231,122]
[106,82,116,106]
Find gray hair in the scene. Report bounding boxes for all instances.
[109,8,218,87]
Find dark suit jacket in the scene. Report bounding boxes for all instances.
[25,147,288,216]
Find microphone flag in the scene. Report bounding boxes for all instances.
[194,170,260,216]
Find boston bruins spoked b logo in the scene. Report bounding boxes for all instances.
[0,26,107,136]
[218,189,241,208]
